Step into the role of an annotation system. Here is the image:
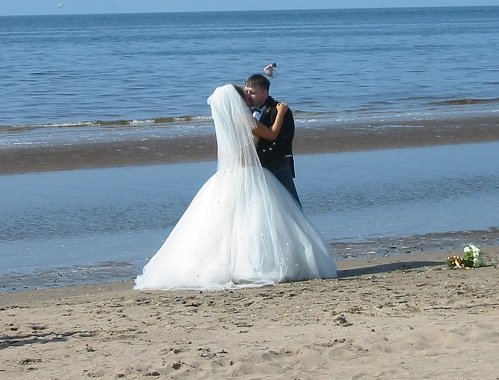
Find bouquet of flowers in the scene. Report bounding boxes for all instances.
[447,244,484,268]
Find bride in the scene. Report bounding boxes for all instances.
[134,84,337,290]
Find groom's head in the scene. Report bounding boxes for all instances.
[244,74,270,107]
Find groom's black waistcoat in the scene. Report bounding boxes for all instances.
[256,96,295,172]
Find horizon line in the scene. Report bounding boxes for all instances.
[1,4,497,17]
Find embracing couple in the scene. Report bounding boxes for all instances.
[135,74,337,290]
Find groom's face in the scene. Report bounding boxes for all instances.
[244,84,268,107]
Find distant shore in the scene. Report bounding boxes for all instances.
[2,114,499,175]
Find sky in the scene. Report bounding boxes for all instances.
[1,0,498,16]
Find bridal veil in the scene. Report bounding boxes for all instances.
[135,84,336,290]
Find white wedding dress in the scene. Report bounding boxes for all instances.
[134,84,336,290]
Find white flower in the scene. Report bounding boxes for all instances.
[449,243,485,268]
[462,244,484,268]
[464,244,480,255]
[470,244,480,254]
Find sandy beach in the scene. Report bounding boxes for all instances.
[1,246,498,379]
[2,113,499,378]
[3,6,499,377]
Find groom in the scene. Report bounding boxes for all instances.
[244,74,301,206]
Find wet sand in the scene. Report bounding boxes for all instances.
[2,114,499,175]
[1,228,498,293]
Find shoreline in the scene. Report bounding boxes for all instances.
[1,246,497,379]
[2,227,498,293]
[0,249,477,303]
[2,114,499,378]
[2,114,499,175]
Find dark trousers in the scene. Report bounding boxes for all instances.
[265,157,301,207]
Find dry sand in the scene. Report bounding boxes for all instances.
[1,247,498,379]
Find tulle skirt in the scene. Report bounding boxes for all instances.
[135,166,336,290]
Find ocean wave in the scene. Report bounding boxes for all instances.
[1,112,345,134]
[0,115,214,133]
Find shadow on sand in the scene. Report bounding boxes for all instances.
[338,260,443,278]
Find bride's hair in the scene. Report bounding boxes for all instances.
[207,84,260,171]
[232,84,246,101]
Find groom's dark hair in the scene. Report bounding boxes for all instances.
[245,74,270,91]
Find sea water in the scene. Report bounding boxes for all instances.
[1,142,498,289]
[2,7,499,289]
[1,7,499,148]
